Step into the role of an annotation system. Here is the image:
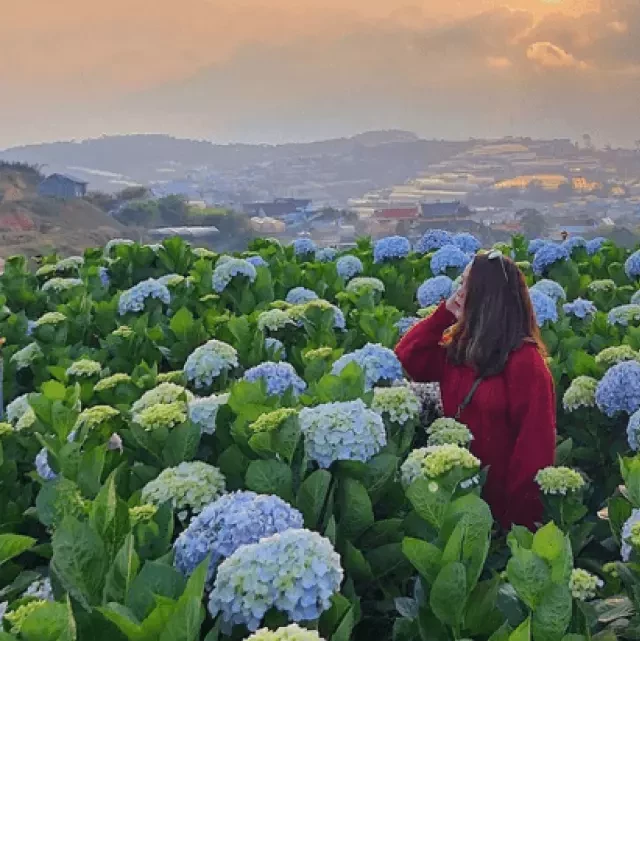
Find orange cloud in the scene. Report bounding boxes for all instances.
[526,41,589,69]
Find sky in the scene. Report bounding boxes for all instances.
[1,0,639,149]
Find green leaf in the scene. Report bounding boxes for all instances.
[159,559,207,640]
[245,459,293,502]
[104,534,140,604]
[318,593,354,641]
[0,534,36,567]
[402,537,442,584]
[162,420,201,466]
[506,544,551,610]
[406,476,450,530]
[273,415,301,464]
[51,516,109,609]
[20,598,77,641]
[169,306,195,338]
[532,584,572,641]
[429,561,467,628]
[35,477,83,528]
[41,380,67,402]
[367,543,412,580]
[76,446,107,499]
[532,523,572,585]
[90,474,131,567]
[338,478,374,541]
[126,558,186,621]
[297,469,332,529]
[509,616,531,641]
[464,575,503,637]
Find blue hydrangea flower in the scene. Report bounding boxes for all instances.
[452,233,481,254]
[265,337,285,357]
[563,298,597,319]
[331,343,403,390]
[596,361,640,416]
[415,230,453,254]
[174,491,304,581]
[417,276,454,307]
[98,267,110,287]
[529,289,558,325]
[293,238,317,257]
[430,246,471,276]
[208,528,343,633]
[396,316,421,336]
[607,305,640,327]
[285,287,319,304]
[530,279,566,302]
[336,254,364,281]
[627,410,640,451]
[625,251,640,281]
[532,243,570,276]
[246,255,268,268]
[26,320,36,337]
[299,399,387,468]
[188,393,229,435]
[373,236,411,264]
[564,237,587,254]
[586,237,607,256]
[528,239,547,255]
[184,340,239,389]
[118,279,171,314]
[35,448,57,481]
[621,509,640,561]
[243,362,306,397]
[315,247,338,262]
[213,259,257,293]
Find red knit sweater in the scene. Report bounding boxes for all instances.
[395,303,556,530]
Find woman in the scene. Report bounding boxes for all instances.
[396,252,556,531]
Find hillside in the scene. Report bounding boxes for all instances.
[0,163,134,257]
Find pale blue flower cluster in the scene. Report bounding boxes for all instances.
[625,251,640,281]
[184,340,239,388]
[331,343,403,390]
[528,239,547,255]
[396,316,421,335]
[243,362,306,397]
[595,361,640,416]
[621,509,640,561]
[26,320,36,336]
[563,298,597,319]
[452,233,481,254]
[174,491,304,581]
[586,237,606,255]
[530,279,566,302]
[532,242,570,276]
[208,528,343,633]
[530,289,558,325]
[607,305,640,327]
[631,291,640,305]
[417,275,453,307]
[118,278,171,314]
[98,267,110,287]
[299,400,387,468]
[627,410,640,451]
[285,287,319,304]
[293,238,317,257]
[188,392,229,435]
[246,256,268,268]
[213,259,257,293]
[415,230,453,254]
[336,254,364,281]
[265,337,285,357]
[315,247,338,262]
[564,237,587,254]
[373,236,411,264]
[35,448,57,481]
[430,246,471,276]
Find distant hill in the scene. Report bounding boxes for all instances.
[0,162,133,257]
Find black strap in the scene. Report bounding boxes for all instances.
[456,376,483,419]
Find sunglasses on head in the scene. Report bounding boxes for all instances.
[482,249,509,283]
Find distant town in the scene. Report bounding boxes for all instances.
[2,131,640,256]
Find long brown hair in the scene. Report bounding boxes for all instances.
[445,253,547,376]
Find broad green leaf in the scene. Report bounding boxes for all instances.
[126,558,186,621]
[464,575,503,637]
[406,477,450,530]
[90,474,131,567]
[338,478,374,541]
[367,543,412,581]
[162,421,201,466]
[169,306,195,338]
[104,534,140,604]
[0,534,36,567]
[509,616,531,641]
[246,459,293,502]
[297,469,332,529]
[532,523,572,585]
[429,561,467,628]
[506,544,551,610]
[35,477,83,528]
[51,516,109,609]
[273,415,301,464]
[20,598,77,641]
[318,593,354,641]
[402,537,442,584]
[532,584,572,641]
[159,559,207,641]
[76,446,107,499]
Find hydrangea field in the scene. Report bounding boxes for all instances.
[3,231,640,641]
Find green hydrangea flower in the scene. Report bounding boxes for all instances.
[401,444,480,487]
[141,461,226,520]
[75,405,119,432]
[427,417,473,447]
[66,359,102,379]
[245,625,324,641]
[41,277,83,293]
[35,263,57,278]
[345,276,385,294]
[4,600,48,634]
[372,386,420,425]
[156,371,185,385]
[569,568,603,601]
[34,311,67,327]
[94,373,131,392]
[16,408,37,431]
[11,343,43,370]
[595,345,640,369]
[0,422,15,438]
[535,466,585,495]
[417,305,439,318]
[304,347,334,361]
[257,308,296,333]
[112,325,133,338]
[588,279,615,294]
[129,504,158,524]
[562,376,598,412]
[250,408,299,433]
[131,383,193,414]
[132,402,187,431]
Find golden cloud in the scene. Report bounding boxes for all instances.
[526,41,589,70]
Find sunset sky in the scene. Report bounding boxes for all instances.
[2,0,638,148]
